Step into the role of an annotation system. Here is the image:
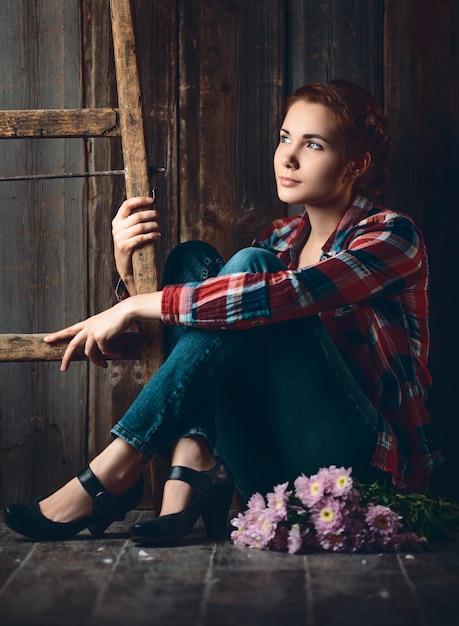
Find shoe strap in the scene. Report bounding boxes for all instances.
[167,465,214,494]
[77,467,124,521]
[78,467,106,498]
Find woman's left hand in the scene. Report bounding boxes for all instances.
[44,300,133,371]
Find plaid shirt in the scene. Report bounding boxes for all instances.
[161,196,443,489]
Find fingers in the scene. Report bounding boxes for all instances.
[43,323,85,344]
[115,196,154,220]
[44,303,131,371]
[56,330,111,372]
[113,213,161,240]
[112,199,161,258]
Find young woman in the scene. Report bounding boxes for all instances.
[4,80,443,543]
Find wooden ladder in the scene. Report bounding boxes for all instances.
[0,0,164,503]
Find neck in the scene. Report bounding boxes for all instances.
[305,201,350,243]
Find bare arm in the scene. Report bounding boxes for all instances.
[112,195,161,296]
[44,289,163,371]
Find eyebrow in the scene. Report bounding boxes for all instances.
[280,128,331,144]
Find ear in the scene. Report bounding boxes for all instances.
[350,152,371,178]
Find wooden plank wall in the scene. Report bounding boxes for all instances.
[0,1,88,502]
[0,0,457,506]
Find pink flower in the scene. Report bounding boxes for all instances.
[287,524,303,554]
[326,466,354,498]
[365,505,402,536]
[247,492,266,511]
[231,507,278,549]
[294,472,325,507]
[231,466,426,555]
[267,482,291,521]
[311,496,345,534]
[316,531,348,552]
[230,512,251,546]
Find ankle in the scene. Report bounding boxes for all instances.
[89,439,144,495]
[171,436,215,472]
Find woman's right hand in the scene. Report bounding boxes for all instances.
[112,196,161,295]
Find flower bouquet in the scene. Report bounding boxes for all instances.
[231,466,458,554]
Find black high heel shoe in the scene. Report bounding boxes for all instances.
[129,457,234,545]
[3,467,144,541]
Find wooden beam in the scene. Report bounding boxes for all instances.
[110,0,165,512]
[0,108,121,138]
[110,0,163,379]
[0,333,141,362]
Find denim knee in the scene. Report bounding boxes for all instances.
[162,240,224,286]
[221,247,286,275]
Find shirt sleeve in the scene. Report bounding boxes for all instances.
[161,212,426,329]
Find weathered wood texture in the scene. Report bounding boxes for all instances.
[80,0,178,509]
[0,0,88,502]
[1,515,459,626]
[0,333,141,362]
[0,0,458,509]
[178,0,285,259]
[383,0,459,497]
[287,0,384,94]
[0,109,120,138]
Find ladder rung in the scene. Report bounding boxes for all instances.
[0,333,141,362]
[0,108,121,138]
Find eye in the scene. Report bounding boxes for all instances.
[307,141,323,150]
[279,133,290,144]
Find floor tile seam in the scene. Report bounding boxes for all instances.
[303,555,315,626]
[195,542,217,626]
[0,541,38,598]
[88,538,130,620]
[396,553,430,626]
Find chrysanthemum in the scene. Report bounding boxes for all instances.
[294,472,325,507]
[231,507,279,549]
[230,512,251,546]
[287,524,303,555]
[247,492,266,511]
[326,466,354,498]
[311,496,345,534]
[247,508,278,548]
[267,481,291,521]
[365,504,402,536]
[317,531,348,552]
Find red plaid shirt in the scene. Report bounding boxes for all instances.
[162,195,443,490]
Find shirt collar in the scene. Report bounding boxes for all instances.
[322,195,375,255]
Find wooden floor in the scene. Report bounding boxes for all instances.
[1,510,458,626]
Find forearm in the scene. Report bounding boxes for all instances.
[120,274,137,296]
[122,290,163,321]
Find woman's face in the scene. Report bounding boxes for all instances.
[274,100,354,210]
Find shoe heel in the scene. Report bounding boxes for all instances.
[202,483,234,540]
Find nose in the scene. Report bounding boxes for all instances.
[281,151,298,169]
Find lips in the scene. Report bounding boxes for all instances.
[279,176,301,187]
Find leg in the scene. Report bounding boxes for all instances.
[43,242,226,522]
[4,241,237,539]
[214,315,383,499]
[39,246,284,529]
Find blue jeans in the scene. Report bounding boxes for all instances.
[112,241,383,499]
